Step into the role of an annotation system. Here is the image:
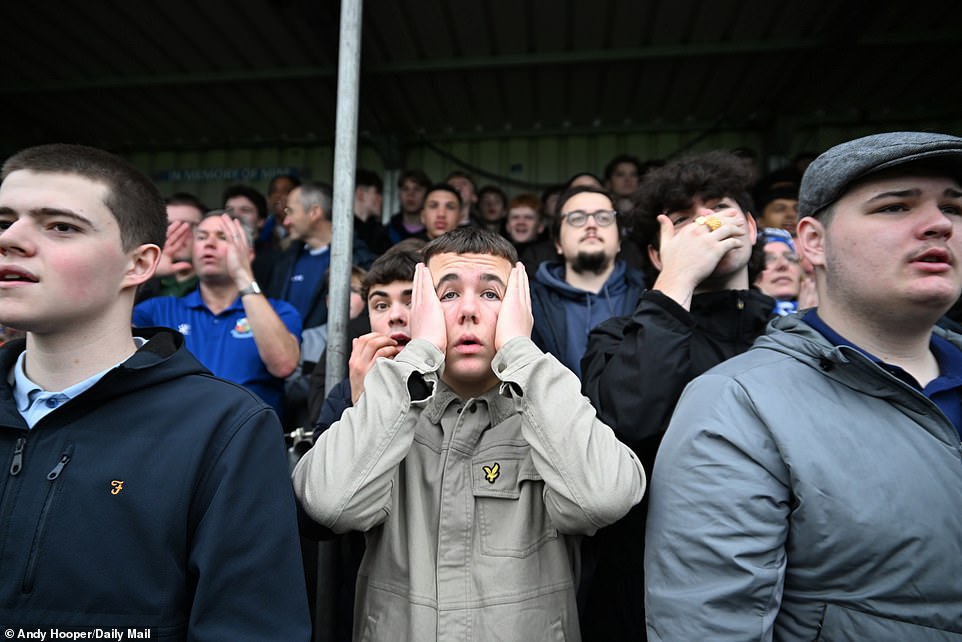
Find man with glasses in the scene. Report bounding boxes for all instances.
[577,151,774,641]
[530,186,645,377]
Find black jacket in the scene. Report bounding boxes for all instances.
[577,288,774,641]
[0,329,310,639]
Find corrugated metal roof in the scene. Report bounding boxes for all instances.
[2,0,960,157]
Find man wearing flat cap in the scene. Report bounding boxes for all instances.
[645,132,962,641]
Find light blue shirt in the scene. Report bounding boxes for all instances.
[12,338,145,429]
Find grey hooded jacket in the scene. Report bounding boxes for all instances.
[645,314,962,641]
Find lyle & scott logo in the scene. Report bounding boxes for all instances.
[482,463,500,484]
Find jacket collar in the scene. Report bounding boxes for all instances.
[422,379,518,428]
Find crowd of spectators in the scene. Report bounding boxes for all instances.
[4,133,962,641]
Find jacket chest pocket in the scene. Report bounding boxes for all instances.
[471,451,558,558]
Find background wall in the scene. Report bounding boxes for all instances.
[131,113,962,214]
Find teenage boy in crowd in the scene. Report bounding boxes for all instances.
[0,144,309,637]
[304,242,421,642]
[294,227,644,640]
[310,242,420,439]
[646,132,962,641]
[578,151,773,640]
[385,169,431,247]
[420,183,462,241]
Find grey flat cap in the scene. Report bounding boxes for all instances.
[798,131,962,217]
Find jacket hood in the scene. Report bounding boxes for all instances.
[752,314,962,411]
[534,259,643,302]
[0,328,210,428]
[753,314,842,366]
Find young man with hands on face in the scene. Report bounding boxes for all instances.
[293,226,644,641]
[310,241,422,440]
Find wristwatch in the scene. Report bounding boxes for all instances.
[238,280,262,297]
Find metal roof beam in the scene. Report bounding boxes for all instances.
[5,30,957,95]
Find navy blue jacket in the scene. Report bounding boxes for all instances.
[266,238,376,329]
[530,259,646,377]
[0,329,311,639]
[312,378,353,443]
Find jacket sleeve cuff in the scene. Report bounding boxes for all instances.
[392,338,443,403]
[393,338,444,373]
[491,336,544,382]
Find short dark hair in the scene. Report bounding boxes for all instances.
[222,185,268,221]
[2,143,166,251]
[356,169,383,192]
[753,185,799,216]
[540,183,565,220]
[478,185,508,209]
[267,174,300,193]
[445,170,477,192]
[423,183,463,210]
[398,169,431,191]
[563,171,604,190]
[165,192,208,212]
[551,185,619,241]
[603,154,643,181]
[422,226,519,265]
[630,150,755,282]
[361,242,423,300]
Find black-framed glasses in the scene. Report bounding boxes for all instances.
[560,209,618,227]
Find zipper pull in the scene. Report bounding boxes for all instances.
[47,453,71,481]
[10,437,25,476]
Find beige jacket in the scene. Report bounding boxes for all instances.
[293,337,645,641]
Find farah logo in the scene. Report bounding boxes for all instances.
[110,480,124,495]
[482,463,500,484]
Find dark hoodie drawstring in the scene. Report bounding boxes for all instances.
[583,292,593,337]
[583,285,618,337]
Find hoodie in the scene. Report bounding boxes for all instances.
[0,329,310,639]
[530,259,646,377]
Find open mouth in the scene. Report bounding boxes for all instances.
[913,248,951,266]
[454,335,483,353]
[391,333,411,347]
[0,268,38,283]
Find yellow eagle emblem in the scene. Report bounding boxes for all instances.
[482,463,500,484]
